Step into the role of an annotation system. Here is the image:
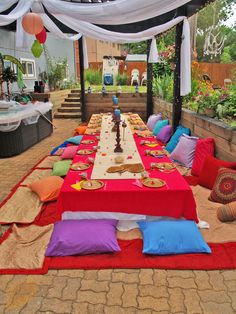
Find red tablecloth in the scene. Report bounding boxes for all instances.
[57,132,198,222]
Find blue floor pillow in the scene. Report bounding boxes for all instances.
[138,220,211,255]
[153,119,169,136]
[165,125,190,153]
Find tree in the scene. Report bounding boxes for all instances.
[2,67,17,98]
[196,0,235,62]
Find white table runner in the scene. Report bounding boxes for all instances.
[91,114,143,180]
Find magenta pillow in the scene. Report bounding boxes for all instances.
[60,145,78,159]
[45,220,120,256]
[170,134,198,168]
[147,113,162,131]
[156,125,172,144]
[191,138,215,177]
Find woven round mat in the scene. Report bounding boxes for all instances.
[106,165,126,173]
[123,163,145,173]
[142,178,166,188]
[155,162,176,170]
[81,180,104,190]
[149,150,165,156]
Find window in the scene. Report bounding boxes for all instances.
[3,60,16,73]
[20,58,36,79]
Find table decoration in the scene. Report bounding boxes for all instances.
[115,156,124,164]
[114,116,123,153]
[142,178,166,188]
[122,120,127,141]
[81,180,104,190]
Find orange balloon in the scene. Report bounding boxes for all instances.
[22,13,44,35]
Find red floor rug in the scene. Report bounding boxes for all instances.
[0,159,236,274]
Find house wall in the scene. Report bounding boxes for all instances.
[0,29,76,93]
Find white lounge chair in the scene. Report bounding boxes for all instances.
[141,71,147,86]
[131,69,140,86]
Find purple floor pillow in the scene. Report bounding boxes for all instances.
[156,125,172,144]
[170,134,198,168]
[45,219,120,256]
[147,113,162,131]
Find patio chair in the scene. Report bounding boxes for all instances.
[224,78,232,87]
[141,71,147,86]
[131,69,140,86]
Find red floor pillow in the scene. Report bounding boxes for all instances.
[191,138,215,177]
[198,156,236,189]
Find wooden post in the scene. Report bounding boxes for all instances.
[78,37,86,122]
[172,22,183,132]
[146,39,153,121]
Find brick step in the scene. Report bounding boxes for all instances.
[54,112,82,119]
[61,103,81,108]
[58,107,81,113]
[71,89,81,93]
[65,98,81,102]
[68,93,80,97]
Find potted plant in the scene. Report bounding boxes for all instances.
[2,67,17,100]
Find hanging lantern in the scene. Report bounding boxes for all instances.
[22,13,44,35]
[31,40,43,58]
[36,27,47,44]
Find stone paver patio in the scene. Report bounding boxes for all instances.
[0,119,235,314]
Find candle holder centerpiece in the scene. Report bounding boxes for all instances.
[114,109,123,153]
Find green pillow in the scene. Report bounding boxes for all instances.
[53,160,72,176]
[153,119,169,136]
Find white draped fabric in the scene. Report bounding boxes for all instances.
[0,0,192,95]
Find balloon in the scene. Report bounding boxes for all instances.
[22,13,44,35]
[31,40,43,58]
[36,27,47,44]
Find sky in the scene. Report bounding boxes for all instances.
[223,3,236,27]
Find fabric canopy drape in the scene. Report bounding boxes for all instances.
[0,0,192,95]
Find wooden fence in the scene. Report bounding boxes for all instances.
[198,63,236,86]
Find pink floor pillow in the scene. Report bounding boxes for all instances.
[156,125,172,144]
[61,145,78,159]
[170,134,198,168]
[146,113,162,131]
[191,138,215,177]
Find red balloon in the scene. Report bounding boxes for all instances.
[22,13,44,35]
[36,27,47,44]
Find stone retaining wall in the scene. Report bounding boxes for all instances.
[153,98,236,162]
[85,93,147,121]
[32,89,71,115]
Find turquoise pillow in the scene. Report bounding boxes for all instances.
[52,160,72,176]
[153,119,169,136]
[66,135,83,145]
[165,125,190,153]
[138,220,211,255]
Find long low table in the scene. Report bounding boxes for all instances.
[57,114,198,222]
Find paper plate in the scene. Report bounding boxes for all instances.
[149,150,165,156]
[81,180,104,190]
[70,162,90,171]
[77,149,94,155]
[142,178,166,188]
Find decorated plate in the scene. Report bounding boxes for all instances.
[81,139,95,145]
[77,149,94,155]
[81,180,104,190]
[149,150,165,157]
[142,178,166,188]
[70,162,90,171]
[155,162,176,171]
